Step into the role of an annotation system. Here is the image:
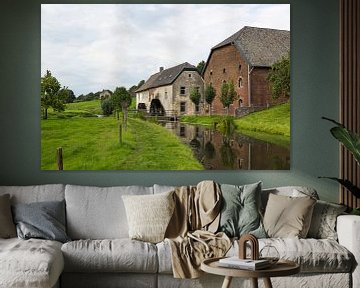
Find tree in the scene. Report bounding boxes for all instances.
[196,60,206,74]
[190,87,201,114]
[112,86,132,128]
[41,70,64,119]
[267,53,290,99]
[220,80,237,115]
[204,84,216,115]
[58,87,75,103]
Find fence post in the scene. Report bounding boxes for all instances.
[56,147,63,170]
[119,124,122,144]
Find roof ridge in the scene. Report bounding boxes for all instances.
[135,62,197,92]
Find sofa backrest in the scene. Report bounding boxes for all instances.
[65,184,153,240]
[0,184,65,204]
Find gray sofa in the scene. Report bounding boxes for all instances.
[0,184,359,288]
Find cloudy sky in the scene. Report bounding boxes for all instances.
[41,4,290,96]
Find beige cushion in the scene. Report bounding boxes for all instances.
[263,193,316,238]
[122,191,175,243]
[0,194,16,238]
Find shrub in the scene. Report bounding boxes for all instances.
[101,99,114,116]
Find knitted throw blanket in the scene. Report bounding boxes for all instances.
[165,181,231,278]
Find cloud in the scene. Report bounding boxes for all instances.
[41,4,290,96]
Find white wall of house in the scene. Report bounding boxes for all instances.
[136,90,150,109]
[135,70,204,116]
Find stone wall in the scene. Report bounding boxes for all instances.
[172,70,204,116]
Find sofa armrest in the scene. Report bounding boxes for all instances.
[337,215,360,288]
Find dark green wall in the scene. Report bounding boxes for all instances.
[0,0,340,202]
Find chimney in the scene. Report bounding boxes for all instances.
[159,67,164,72]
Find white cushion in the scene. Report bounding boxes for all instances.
[0,238,63,288]
[61,239,158,273]
[65,185,153,239]
[122,191,175,243]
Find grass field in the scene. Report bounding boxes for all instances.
[41,116,203,170]
[234,102,290,137]
[181,102,290,137]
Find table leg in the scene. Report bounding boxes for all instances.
[222,276,233,288]
[251,278,258,288]
[263,277,273,288]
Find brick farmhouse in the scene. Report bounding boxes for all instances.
[203,26,290,115]
[135,62,204,116]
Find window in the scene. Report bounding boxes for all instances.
[165,91,168,99]
[195,104,200,113]
[238,77,243,88]
[223,68,226,73]
[210,70,213,76]
[180,102,186,113]
[188,73,192,78]
[238,64,242,71]
[180,125,186,137]
[180,86,186,95]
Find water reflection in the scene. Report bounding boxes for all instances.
[162,122,290,170]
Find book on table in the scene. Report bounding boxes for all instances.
[218,257,271,270]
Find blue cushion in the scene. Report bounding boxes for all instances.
[12,200,70,243]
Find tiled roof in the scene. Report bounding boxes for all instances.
[211,26,290,67]
[136,62,198,92]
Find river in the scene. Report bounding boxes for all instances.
[161,121,290,170]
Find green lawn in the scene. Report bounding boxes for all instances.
[180,103,290,146]
[181,103,290,137]
[46,100,102,119]
[234,102,290,137]
[41,117,203,170]
[67,100,103,115]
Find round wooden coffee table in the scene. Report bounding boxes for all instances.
[201,257,300,288]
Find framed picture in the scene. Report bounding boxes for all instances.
[41,4,290,170]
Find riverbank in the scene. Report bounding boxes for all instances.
[181,102,290,137]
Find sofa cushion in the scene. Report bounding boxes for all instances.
[158,237,353,274]
[61,239,158,273]
[0,184,65,204]
[122,191,175,243]
[0,238,64,288]
[65,185,153,239]
[12,200,70,243]
[261,186,319,213]
[218,182,266,238]
[263,193,316,238]
[0,194,16,238]
[230,238,353,273]
[307,200,347,240]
